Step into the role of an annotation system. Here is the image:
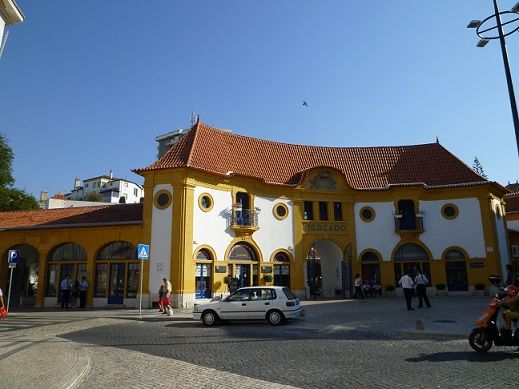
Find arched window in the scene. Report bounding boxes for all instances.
[361,251,379,262]
[394,243,431,286]
[444,249,466,260]
[229,243,257,261]
[97,241,137,260]
[50,242,87,261]
[274,252,290,262]
[196,249,212,261]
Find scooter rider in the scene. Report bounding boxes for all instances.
[501,273,519,342]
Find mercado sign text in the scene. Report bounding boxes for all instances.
[303,223,347,233]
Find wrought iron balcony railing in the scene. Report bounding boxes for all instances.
[230,209,259,229]
[394,214,424,233]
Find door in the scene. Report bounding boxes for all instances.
[236,264,251,288]
[274,265,290,288]
[57,264,75,304]
[341,261,351,297]
[108,263,126,304]
[220,288,252,319]
[446,261,468,291]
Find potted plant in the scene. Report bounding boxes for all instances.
[435,283,447,296]
[263,274,273,284]
[384,285,395,297]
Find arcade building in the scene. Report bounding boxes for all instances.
[0,119,512,308]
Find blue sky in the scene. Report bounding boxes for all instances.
[1,0,518,197]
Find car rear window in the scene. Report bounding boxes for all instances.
[282,287,297,300]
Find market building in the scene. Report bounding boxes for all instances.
[0,119,512,308]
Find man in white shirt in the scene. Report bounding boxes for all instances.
[415,269,431,308]
[60,275,72,309]
[399,270,415,311]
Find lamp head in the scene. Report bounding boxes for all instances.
[467,19,482,28]
[477,38,490,47]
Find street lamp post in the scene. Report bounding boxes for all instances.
[468,1,519,158]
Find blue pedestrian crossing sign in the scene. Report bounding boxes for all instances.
[137,244,150,260]
[8,250,20,264]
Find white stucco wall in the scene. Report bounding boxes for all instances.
[251,197,294,261]
[192,187,234,260]
[149,184,173,304]
[508,219,519,232]
[355,202,401,260]
[192,188,295,262]
[420,198,486,259]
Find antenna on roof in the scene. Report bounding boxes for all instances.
[436,136,439,143]
[190,109,197,127]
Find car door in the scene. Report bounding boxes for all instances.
[247,288,275,319]
[219,288,251,320]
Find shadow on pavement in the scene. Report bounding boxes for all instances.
[406,350,519,363]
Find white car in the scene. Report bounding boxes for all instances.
[193,286,304,326]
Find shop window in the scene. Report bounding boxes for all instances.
[95,263,109,297]
[45,264,58,297]
[274,252,290,262]
[195,264,212,299]
[197,249,212,261]
[304,201,314,220]
[126,263,139,298]
[444,249,465,260]
[98,241,137,260]
[334,202,343,221]
[319,201,328,220]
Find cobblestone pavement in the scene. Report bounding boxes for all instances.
[1,297,518,388]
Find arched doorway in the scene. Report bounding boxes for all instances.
[444,248,468,291]
[272,251,291,288]
[360,250,381,284]
[46,242,87,306]
[228,243,259,290]
[195,248,213,299]
[306,240,343,298]
[95,241,139,305]
[393,243,431,286]
[4,244,39,307]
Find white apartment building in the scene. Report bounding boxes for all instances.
[66,172,144,204]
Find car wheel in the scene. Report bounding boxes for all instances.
[202,310,220,326]
[267,310,284,326]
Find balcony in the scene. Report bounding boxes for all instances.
[394,213,424,234]
[229,208,259,234]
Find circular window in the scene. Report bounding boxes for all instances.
[273,203,289,220]
[154,190,172,209]
[441,204,459,220]
[359,206,375,222]
[198,193,214,212]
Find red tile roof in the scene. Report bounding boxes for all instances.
[505,194,519,214]
[506,183,519,194]
[0,204,143,231]
[136,119,502,191]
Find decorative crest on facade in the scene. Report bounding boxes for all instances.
[309,170,337,190]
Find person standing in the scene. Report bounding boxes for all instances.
[158,283,165,312]
[353,274,364,299]
[414,269,431,308]
[399,270,415,311]
[163,278,172,315]
[78,276,89,309]
[0,287,4,309]
[60,274,72,309]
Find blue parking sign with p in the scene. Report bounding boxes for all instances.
[8,250,20,264]
[137,244,149,260]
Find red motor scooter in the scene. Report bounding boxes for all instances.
[468,275,519,352]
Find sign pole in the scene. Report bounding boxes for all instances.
[7,266,14,312]
[139,259,144,318]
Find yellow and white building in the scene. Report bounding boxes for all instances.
[0,119,512,308]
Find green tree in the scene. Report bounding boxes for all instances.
[0,134,39,211]
[472,156,488,179]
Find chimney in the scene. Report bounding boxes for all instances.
[74,178,81,189]
[109,169,113,179]
[40,191,49,202]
